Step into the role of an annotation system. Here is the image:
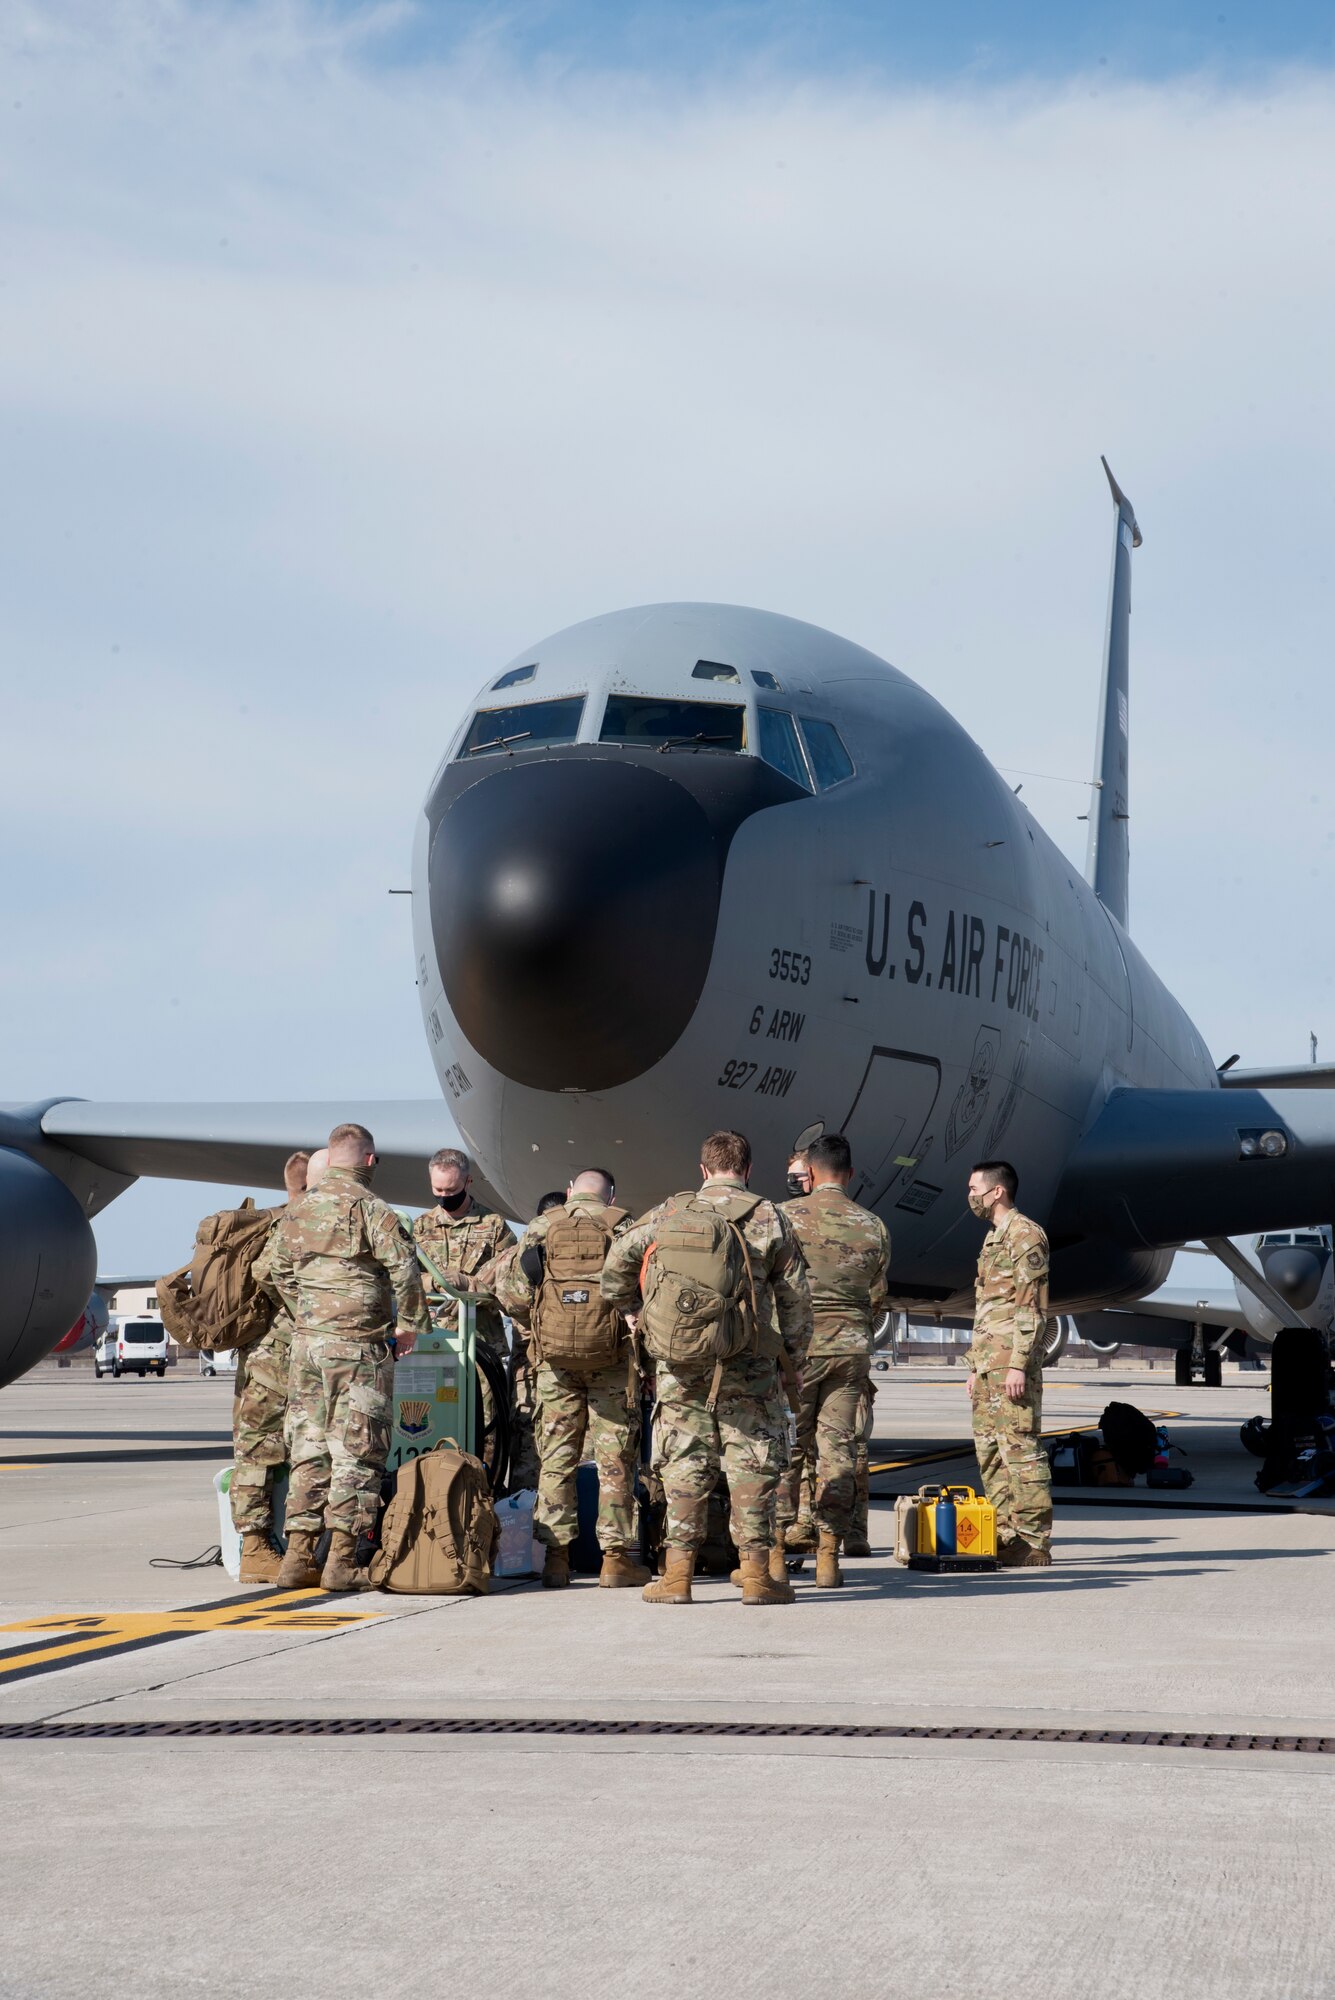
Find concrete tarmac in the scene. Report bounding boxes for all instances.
[2,1365,1332,2000]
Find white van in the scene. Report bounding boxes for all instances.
[95,1318,169,1379]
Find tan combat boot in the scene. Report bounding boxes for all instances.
[998,1539,1052,1568]
[275,1530,322,1590]
[783,1519,817,1553]
[843,1530,872,1558]
[320,1530,365,1592]
[735,1546,787,1589]
[238,1531,283,1584]
[599,1548,651,1588]
[542,1542,571,1590]
[643,1548,694,1604]
[815,1530,844,1590]
[740,1546,794,1605]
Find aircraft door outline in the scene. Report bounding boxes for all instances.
[837,1047,942,1208]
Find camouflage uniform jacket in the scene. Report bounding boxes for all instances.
[601,1176,812,1366]
[412,1199,512,1344]
[968,1206,1049,1375]
[262,1166,429,1343]
[780,1185,890,1359]
[494,1192,634,1334]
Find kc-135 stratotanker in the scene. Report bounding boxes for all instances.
[5,462,1335,1390]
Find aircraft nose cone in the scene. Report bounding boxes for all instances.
[429,758,724,1091]
[1258,1245,1325,1312]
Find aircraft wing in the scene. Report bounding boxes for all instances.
[1219,1063,1335,1090]
[1053,1086,1335,1248]
[32,1098,508,1215]
[1112,1285,1242,1331]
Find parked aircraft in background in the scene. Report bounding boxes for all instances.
[1073,1227,1334,1383]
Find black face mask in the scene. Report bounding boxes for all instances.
[786,1174,810,1198]
[437,1188,469,1213]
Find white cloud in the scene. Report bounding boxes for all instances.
[3,2,1334,1265]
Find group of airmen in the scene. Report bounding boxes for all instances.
[226,1119,1054,1599]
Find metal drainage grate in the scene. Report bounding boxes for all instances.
[1,1717,1331,1753]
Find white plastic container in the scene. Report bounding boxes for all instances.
[493,1490,543,1579]
[215,1465,289,1580]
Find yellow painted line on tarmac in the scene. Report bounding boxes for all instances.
[869,1411,1182,1477]
[0,1464,38,1470]
[0,1589,380,1681]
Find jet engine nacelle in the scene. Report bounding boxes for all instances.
[0,1148,98,1389]
[1041,1317,1072,1364]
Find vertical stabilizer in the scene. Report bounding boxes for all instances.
[1084,457,1141,929]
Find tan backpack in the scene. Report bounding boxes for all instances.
[156,1197,279,1353]
[530,1204,629,1369]
[639,1191,762,1389]
[369,1442,498,1595]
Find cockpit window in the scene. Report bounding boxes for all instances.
[692,659,740,685]
[751,670,782,691]
[799,716,855,788]
[492,664,536,690]
[459,696,584,758]
[756,708,812,791]
[599,695,746,752]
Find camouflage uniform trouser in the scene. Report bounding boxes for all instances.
[534,1354,639,1551]
[656,1353,787,1555]
[285,1334,394,1537]
[850,1376,876,1541]
[971,1368,1052,1550]
[508,1340,541,1493]
[774,1353,869,1540]
[229,1324,291,1533]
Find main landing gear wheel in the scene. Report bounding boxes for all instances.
[1202,1349,1223,1388]
[1174,1345,1192,1388]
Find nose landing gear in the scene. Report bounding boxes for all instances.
[1175,1322,1223,1388]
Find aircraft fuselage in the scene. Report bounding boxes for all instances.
[413,603,1214,1315]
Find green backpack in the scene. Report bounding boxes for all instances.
[639,1191,762,1381]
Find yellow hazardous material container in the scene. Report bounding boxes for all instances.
[914,1484,996,1559]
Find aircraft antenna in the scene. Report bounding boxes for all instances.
[1084,456,1141,929]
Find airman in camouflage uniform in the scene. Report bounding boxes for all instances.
[965,1159,1053,1566]
[601,1130,811,1606]
[413,1149,519,1469]
[779,1133,889,1586]
[263,1123,429,1592]
[412,1150,512,1347]
[496,1173,648,1590]
[229,1151,310,1582]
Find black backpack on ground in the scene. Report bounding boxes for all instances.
[1099,1401,1159,1478]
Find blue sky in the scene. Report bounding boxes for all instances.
[3,1,1335,1275]
[338,1,1335,82]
